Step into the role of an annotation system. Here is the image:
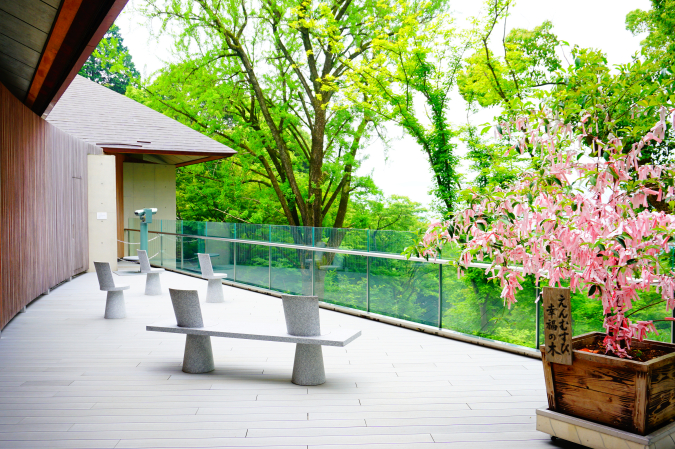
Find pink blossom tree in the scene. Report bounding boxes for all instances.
[414,107,675,357]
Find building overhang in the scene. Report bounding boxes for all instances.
[101,146,234,167]
[0,0,128,116]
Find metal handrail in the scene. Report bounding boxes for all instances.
[125,227,461,264]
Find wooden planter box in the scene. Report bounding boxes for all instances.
[541,331,675,435]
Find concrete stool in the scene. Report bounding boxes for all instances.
[169,289,214,374]
[281,295,325,386]
[94,262,129,319]
[138,250,164,296]
[198,253,227,303]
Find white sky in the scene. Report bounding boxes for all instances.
[115,0,651,214]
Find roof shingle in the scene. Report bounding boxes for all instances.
[46,75,236,161]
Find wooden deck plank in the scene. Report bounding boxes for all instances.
[0,271,554,447]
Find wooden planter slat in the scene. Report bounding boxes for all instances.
[541,331,675,435]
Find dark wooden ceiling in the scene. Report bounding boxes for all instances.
[0,0,61,101]
[0,0,128,117]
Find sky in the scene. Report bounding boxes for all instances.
[115,0,652,214]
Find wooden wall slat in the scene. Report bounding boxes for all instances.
[0,80,100,330]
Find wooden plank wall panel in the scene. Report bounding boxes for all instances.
[0,81,100,330]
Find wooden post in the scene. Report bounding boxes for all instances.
[633,369,651,435]
[115,154,125,258]
[541,354,557,410]
[542,287,573,365]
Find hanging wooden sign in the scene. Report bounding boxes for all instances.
[542,287,573,365]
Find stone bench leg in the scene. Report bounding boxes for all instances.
[291,344,325,386]
[205,279,224,303]
[104,291,126,319]
[144,273,162,296]
[182,335,215,373]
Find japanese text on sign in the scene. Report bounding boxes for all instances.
[542,287,573,365]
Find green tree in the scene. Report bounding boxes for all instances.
[461,125,519,194]
[457,1,564,111]
[459,0,675,202]
[79,24,140,94]
[344,15,464,215]
[626,0,675,64]
[346,0,562,215]
[346,194,427,231]
[443,0,675,346]
[175,158,290,224]
[138,0,446,229]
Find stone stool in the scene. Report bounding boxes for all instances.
[94,262,129,319]
[138,250,164,296]
[281,295,325,386]
[169,289,214,374]
[198,253,227,303]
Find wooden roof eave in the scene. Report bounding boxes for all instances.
[27,0,129,117]
[101,147,234,167]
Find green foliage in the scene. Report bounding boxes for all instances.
[137,0,446,228]
[78,24,140,94]
[174,159,290,224]
[345,14,463,215]
[459,0,675,203]
[626,0,675,64]
[544,48,675,169]
[457,1,563,111]
[346,194,428,231]
[461,125,520,194]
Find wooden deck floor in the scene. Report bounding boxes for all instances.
[0,270,586,449]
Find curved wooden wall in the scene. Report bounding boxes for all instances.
[0,81,101,330]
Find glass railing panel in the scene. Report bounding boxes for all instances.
[156,231,177,271]
[270,247,312,295]
[128,217,140,231]
[200,222,236,279]
[368,229,416,254]
[315,227,368,252]
[567,287,611,338]
[316,253,367,311]
[206,221,233,238]
[174,234,202,274]
[147,232,163,265]
[369,257,439,326]
[270,225,312,246]
[202,239,234,281]
[159,219,181,234]
[441,266,537,347]
[125,229,141,258]
[181,220,206,237]
[235,223,269,243]
[234,242,270,288]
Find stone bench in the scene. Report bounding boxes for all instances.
[138,250,164,296]
[197,253,227,303]
[94,261,129,319]
[146,290,361,386]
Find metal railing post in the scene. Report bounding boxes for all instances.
[535,282,541,349]
[671,247,674,343]
[202,222,207,255]
[233,223,237,282]
[311,248,315,296]
[438,264,443,328]
[366,256,370,313]
[268,225,272,290]
[180,221,184,271]
[160,220,164,267]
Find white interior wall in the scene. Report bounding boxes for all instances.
[87,155,117,272]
